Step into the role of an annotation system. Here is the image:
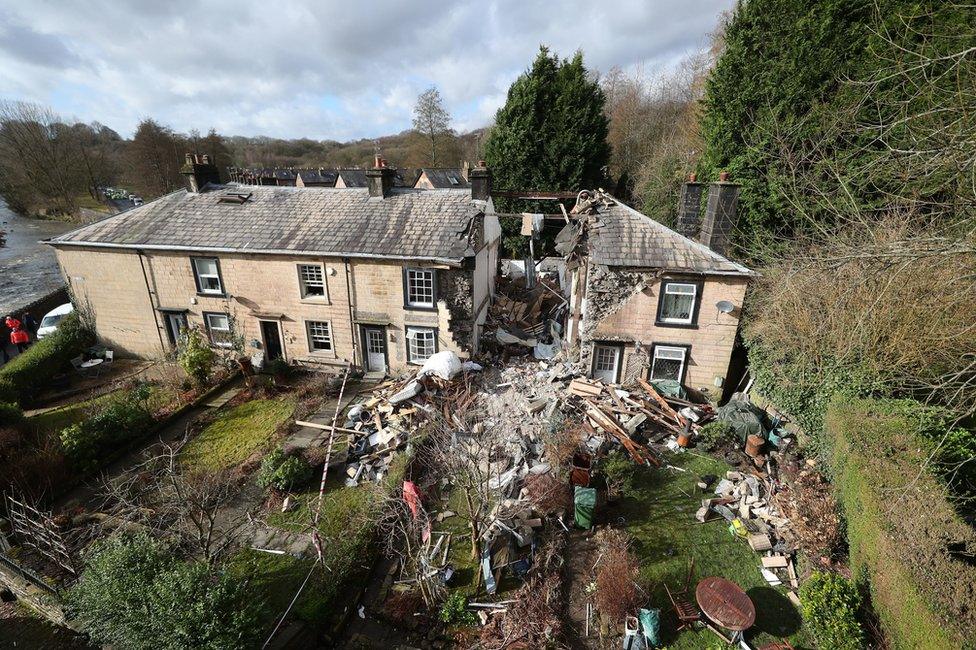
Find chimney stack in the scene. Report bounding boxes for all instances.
[469,160,491,201]
[699,171,740,258]
[675,173,704,239]
[181,153,221,193]
[367,155,396,198]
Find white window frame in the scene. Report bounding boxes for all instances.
[297,263,328,300]
[204,312,233,348]
[405,268,435,308]
[192,257,223,295]
[305,320,333,353]
[591,343,621,384]
[650,345,688,382]
[406,326,436,364]
[658,281,698,325]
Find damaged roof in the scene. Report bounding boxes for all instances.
[47,185,481,264]
[588,199,754,276]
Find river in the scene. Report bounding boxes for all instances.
[0,199,77,316]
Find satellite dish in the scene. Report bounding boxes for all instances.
[716,300,735,314]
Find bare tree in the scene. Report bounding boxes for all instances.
[99,440,254,565]
[0,101,87,214]
[373,492,444,606]
[412,87,452,166]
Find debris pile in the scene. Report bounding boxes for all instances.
[340,351,480,486]
[487,276,568,359]
[697,469,801,603]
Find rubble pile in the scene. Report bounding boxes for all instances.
[341,352,481,486]
[697,468,802,604]
[487,276,568,359]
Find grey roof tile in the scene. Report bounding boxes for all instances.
[49,185,479,263]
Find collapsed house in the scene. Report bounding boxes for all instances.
[46,156,500,373]
[559,178,756,400]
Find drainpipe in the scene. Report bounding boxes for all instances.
[136,249,166,354]
[343,258,359,365]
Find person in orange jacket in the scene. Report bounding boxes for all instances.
[10,326,29,353]
[4,315,21,332]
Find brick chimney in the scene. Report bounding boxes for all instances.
[675,173,704,238]
[469,161,491,201]
[699,171,740,257]
[366,155,395,198]
[181,153,221,193]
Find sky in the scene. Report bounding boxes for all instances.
[0,0,733,142]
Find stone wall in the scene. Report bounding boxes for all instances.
[579,260,749,399]
[54,246,475,373]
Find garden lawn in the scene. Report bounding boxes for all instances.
[617,451,813,649]
[27,384,179,435]
[180,398,295,471]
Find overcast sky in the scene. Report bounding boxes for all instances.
[0,0,732,141]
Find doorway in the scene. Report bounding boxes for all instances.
[361,325,387,374]
[163,312,187,348]
[260,320,284,361]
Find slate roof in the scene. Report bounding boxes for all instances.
[588,198,754,276]
[336,169,368,187]
[417,168,470,189]
[296,169,338,186]
[48,185,481,264]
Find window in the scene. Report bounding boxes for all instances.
[591,344,621,383]
[406,327,436,363]
[657,281,699,325]
[305,320,333,352]
[298,264,326,299]
[204,312,233,348]
[192,257,223,295]
[650,345,688,382]
[405,268,435,308]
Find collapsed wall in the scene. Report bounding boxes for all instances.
[439,268,475,351]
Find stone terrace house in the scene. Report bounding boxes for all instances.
[563,179,755,401]
[46,156,500,374]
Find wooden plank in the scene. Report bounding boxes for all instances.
[638,378,688,426]
[762,556,789,569]
[294,421,361,435]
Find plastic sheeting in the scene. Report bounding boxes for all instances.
[639,608,661,647]
[715,396,767,441]
[417,350,463,380]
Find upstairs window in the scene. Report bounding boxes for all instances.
[204,312,233,348]
[192,257,223,295]
[406,327,436,363]
[298,264,326,299]
[405,268,435,308]
[657,281,698,325]
[305,320,333,352]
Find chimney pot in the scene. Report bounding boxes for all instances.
[688,172,697,182]
[373,154,383,168]
[719,171,730,182]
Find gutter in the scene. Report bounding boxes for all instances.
[42,239,466,268]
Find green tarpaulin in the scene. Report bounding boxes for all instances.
[715,396,767,441]
[649,379,687,399]
[574,486,596,529]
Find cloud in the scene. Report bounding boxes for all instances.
[0,0,732,140]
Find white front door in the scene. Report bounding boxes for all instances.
[364,327,387,373]
[591,344,621,384]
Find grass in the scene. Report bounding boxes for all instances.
[180,397,295,471]
[27,384,180,435]
[616,451,813,649]
[438,488,481,595]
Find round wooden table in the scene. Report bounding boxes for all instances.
[696,576,756,640]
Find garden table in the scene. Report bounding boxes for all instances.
[696,576,756,642]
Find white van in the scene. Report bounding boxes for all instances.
[37,303,74,339]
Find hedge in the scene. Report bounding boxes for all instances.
[826,397,976,649]
[0,312,94,405]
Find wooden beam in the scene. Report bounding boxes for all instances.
[491,189,579,200]
[294,420,361,435]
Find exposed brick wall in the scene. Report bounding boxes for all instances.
[580,260,749,398]
[54,247,474,372]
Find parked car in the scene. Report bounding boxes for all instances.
[132,196,144,206]
[37,303,75,339]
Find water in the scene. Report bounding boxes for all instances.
[0,199,76,316]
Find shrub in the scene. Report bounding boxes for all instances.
[0,401,23,427]
[600,449,636,499]
[827,397,976,647]
[59,392,154,472]
[263,358,291,378]
[257,448,313,491]
[696,421,735,452]
[439,592,476,626]
[178,327,216,386]
[594,528,640,621]
[69,533,261,649]
[800,571,864,650]
[0,312,94,405]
